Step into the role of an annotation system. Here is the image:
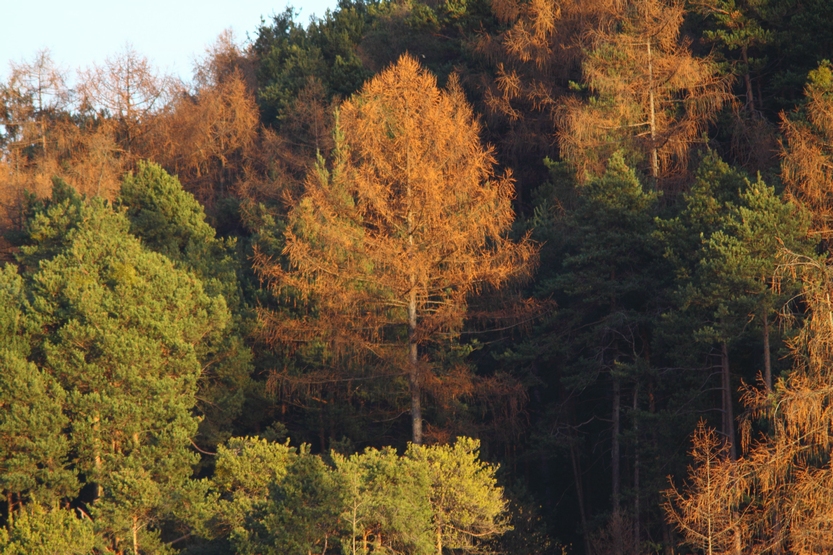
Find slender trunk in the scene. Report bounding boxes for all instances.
[741,46,755,113]
[93,411,102,500]
[763,311,772,391]
[352,504,357,555]
[633,386,640,550]
[612,376,622,555]
[405,133,422,445]
[132,515,139,555]
[721,343,737,459]
[706,448,713,555]
[436,526,442,555]
[570,439,592,555]
[409,289,422,445]
[647,40,658,180]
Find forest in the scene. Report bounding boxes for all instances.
[2,0,833,553]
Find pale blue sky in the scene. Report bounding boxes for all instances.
[1,0,339,83]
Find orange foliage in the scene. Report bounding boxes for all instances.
[665,422,752,555]
[147,71,259,206]
[557,0,731,184]
[781,64,833,240]
[668,255,833,553]
[255,54,537,443]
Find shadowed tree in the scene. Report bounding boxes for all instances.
[255,54,536,444]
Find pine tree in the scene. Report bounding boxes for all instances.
[118,162,254,446]
[15,187,228,553]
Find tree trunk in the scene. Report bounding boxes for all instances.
[741,46,755,113]
[409,289,422,445]
[763,311,772,391]
[633,386,640,550]
[721,343,737,459]
[612,376,622,555]
[647,40,658,180]
[93,410,103,500]
[132,515,139,555]
[436,526,443,555]
[570,438,593,555]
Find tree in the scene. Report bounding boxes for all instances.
[13,185,228,553]
[665,254,833,554]
[660,152,811,457]
[558,0,731,184]
[664,422,752,555]
[118,162,254,446]
[333,446,434,555]
[0,49,69,159]
[525,153,667,553]
[255,54,536,444]
[781,60,833,242]
[406,437,510,555]
[0,265,76,521]
[77,46,173,153]
[0,505,95,555]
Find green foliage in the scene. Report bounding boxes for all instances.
[406,437,510,554]
[188,436,508,554]
[1,184,230,551]
[253,4,372,125]
[208,437,296,545]
[245,447,345,555]
[0,506,95,555]
[118,161,254,446]
[333,446,434,555]
[661,151,812,350]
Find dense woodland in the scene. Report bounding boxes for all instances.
[4,0,833,553]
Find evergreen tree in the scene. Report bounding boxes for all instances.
[8,185,229,553]
[0,265,76,520]
[660,152,811,457]
[119,161,254,446]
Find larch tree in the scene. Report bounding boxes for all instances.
[77,46,173,155]
[664,422,753,555]
[781,61,833,243]
[558,0,731,184]
[255,54,536,444]
[0,49,69,160]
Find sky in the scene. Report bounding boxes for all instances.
[1,0,339,83]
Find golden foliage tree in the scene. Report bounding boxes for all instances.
[665,422,752,555]
[781,61,833,241]
[148,71,259,207]
[667,253,833,553]
[558,0,731,184]
[255,54,536,444]
[478,0,619,186]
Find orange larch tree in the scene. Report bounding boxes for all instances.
[558,0,731,185]
[255,54,537,444]
[781,61,833,242]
